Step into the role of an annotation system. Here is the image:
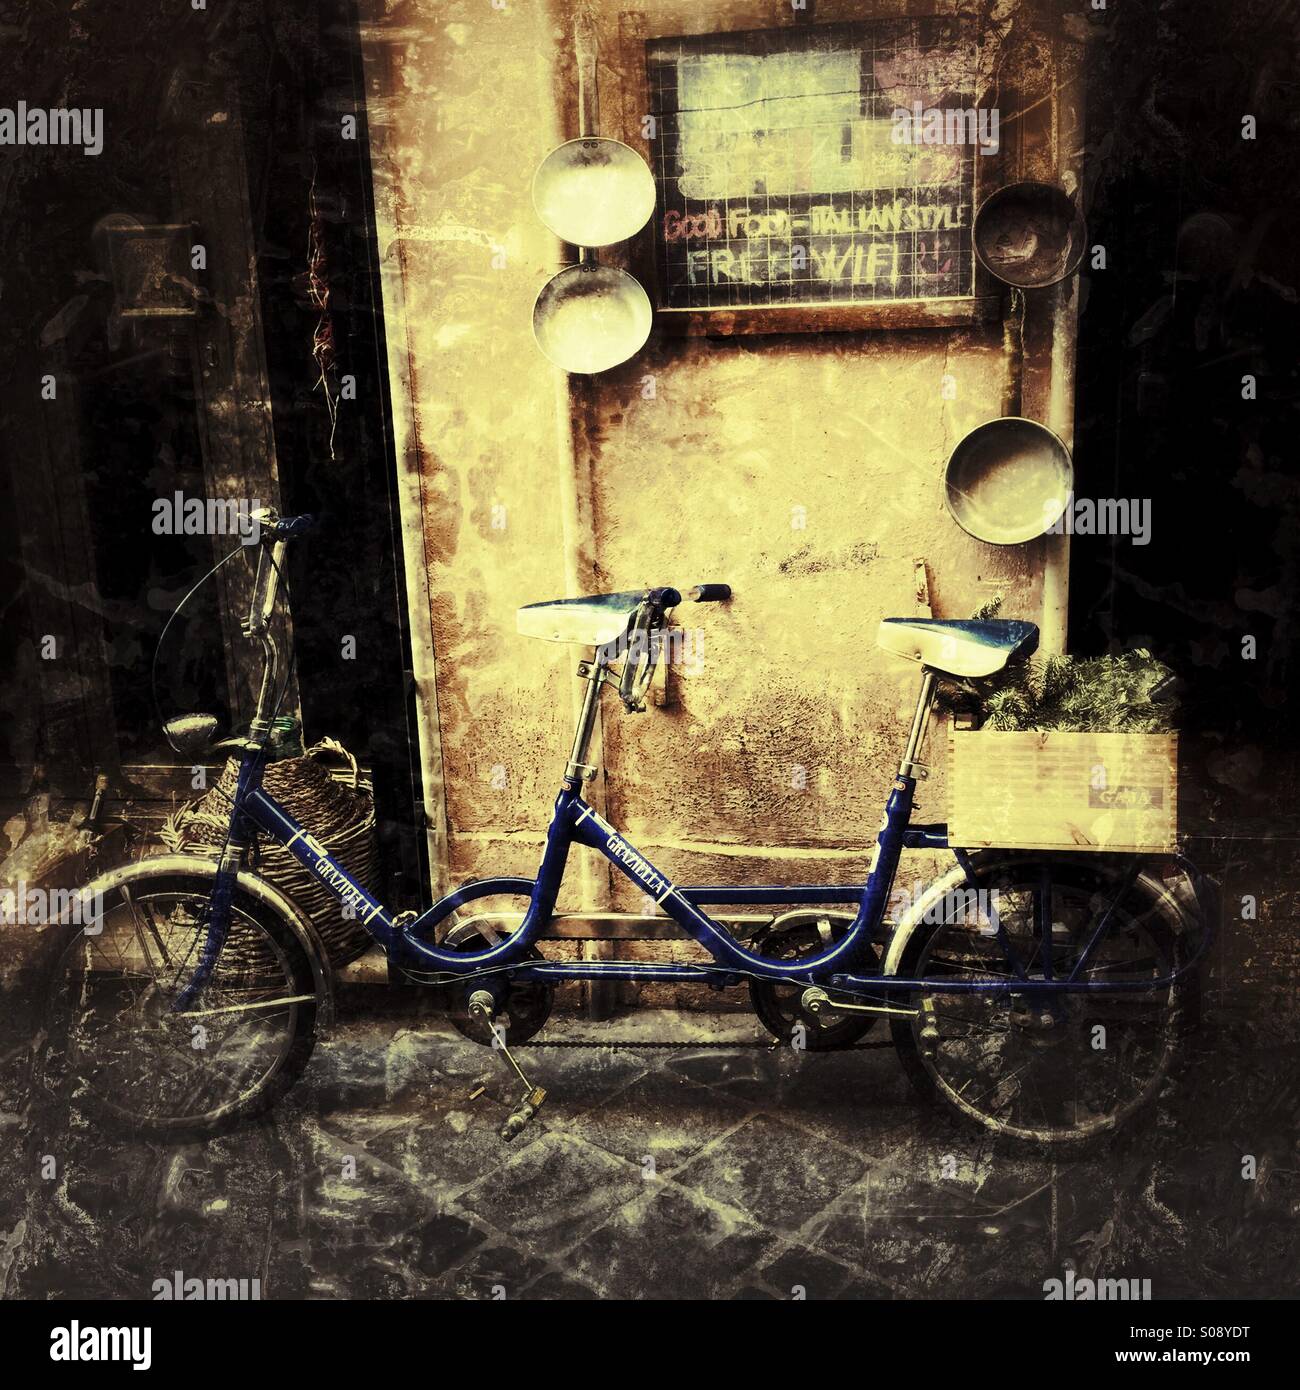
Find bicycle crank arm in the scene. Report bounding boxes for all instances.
[178,994,317,1018]
[467,990,550,1142]
[800,986,920,1021]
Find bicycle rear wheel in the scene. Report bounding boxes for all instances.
[35,870,320,1136]
[889,855,1195,1144]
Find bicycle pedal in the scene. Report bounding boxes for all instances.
[500,1086,547,1143]
[919,998,940,1057]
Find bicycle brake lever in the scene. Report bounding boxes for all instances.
[500,1086,547,1142]
[618,598,663,711]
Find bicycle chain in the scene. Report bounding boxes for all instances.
[522,1036,894,1052]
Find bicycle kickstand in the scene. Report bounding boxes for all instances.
[467,990,547,1142]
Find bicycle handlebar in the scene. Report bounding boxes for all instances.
[616,583,731,710]
[267,512,314,539]
[250,507,314,542]
[644,583,731,613]
[688,583,731,602]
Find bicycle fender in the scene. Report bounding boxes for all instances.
[882,857,986,978]
[881,851,1193,980]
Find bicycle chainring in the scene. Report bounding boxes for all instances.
[748,917,881,1049]
[441,924,553,1047]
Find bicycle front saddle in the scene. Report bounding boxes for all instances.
[516,590,655,647]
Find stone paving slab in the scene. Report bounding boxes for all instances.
[1,1001,1297,1300]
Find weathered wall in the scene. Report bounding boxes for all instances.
[363,0,584,904]
[362,0,1078,922]
[585,328,1037,908]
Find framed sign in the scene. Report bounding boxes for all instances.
[644,17,984,327]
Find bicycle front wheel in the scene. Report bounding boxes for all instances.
[889,855,1195,1144]
[35,870,321,1136]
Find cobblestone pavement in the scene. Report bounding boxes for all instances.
[1,985,1296,1301]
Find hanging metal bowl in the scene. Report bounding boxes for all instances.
[532,263,652,374]
[974,182,1087,290]
[944,417,1074,545]
[532,138,656,248]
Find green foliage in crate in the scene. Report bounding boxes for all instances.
[978,649,1178,732]
[939,594,1180,733]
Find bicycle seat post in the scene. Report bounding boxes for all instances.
[565,654,609,784]
[899,668,937,780]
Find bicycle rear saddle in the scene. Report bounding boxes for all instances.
[876,617,1038,678]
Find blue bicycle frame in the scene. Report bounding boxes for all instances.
[177,684,1215,1011]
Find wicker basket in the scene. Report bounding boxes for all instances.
[162,738,378,968]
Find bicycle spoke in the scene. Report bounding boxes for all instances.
[907,865,1183,1141]
[47,886,306,1130]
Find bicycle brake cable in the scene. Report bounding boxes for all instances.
[150,541,252,740]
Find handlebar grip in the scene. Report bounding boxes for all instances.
[688,584,731,602]
[249,509,314,542]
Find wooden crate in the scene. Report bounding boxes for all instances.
[948,731,1178,852]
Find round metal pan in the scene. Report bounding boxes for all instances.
[532,263,652,374]
[532,138,656,248]
[974,182,1087,289]
[944,417,1074,545]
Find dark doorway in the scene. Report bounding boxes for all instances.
[0,0,427,906]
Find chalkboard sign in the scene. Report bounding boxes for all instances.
[645,18,978,315]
